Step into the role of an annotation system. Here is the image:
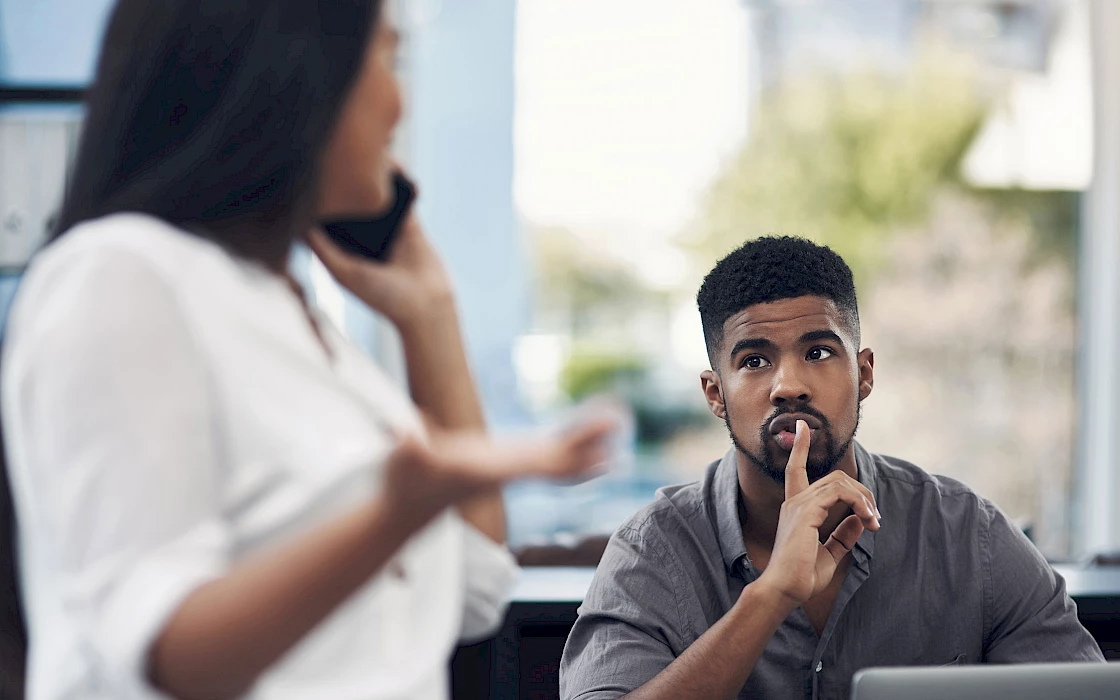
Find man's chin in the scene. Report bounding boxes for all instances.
[750,448,838,485]
[766,442,833,467]
[727,424,846,485]
[804,461,838,483]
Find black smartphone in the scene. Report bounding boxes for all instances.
[320,170,416,262]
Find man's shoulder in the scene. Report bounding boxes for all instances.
[868,448,980,497]
[610,460,721,548]
[862,447,995,526]
[590,459,729,613]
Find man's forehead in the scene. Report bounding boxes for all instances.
[723,296,846,336]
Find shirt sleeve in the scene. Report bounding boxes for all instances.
[559,526,685,700]
[7,248,230,698]
[981,499,1104,663]
[456,516,520,643]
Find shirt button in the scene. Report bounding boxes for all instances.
[815,661,823,673]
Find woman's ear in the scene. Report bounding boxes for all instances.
[701,369,727,420]
[858,348,875,401]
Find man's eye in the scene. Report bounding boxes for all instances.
[807,347,834,361]
[744,355,772,369]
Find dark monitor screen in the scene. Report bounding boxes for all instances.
[518,623,573,700]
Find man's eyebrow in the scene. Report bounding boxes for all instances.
[728,337,777,360]
[799,329,845,346]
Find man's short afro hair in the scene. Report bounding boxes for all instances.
[696,236,860,363]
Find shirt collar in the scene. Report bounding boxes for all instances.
[712,448,750,577]
[852,441,879,563]
[711,442,880,577]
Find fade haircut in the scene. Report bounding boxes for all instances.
[696,236,860,365]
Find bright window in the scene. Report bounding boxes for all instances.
[506,0,1088,559]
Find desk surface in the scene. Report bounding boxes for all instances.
[1053,565,1120,597]
[510,564,1120,603]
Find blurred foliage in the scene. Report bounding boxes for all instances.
[560,344,648,401]
[972,188,1080,272]
[630,402,711,445]
[559,344,710,446]
[686,50,988,286]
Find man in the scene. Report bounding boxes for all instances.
[559,237,1103,700]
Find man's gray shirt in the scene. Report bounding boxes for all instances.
[559,443,1104,700]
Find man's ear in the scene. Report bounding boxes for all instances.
[858,348,875,401]
[701,369,727,420]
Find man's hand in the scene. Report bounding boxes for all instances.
[756,420,881,609]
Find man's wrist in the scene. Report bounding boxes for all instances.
[740,577,801,620]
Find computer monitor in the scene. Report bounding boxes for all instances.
[851,661,1120,700]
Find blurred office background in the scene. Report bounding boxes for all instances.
[3,0,1120,563]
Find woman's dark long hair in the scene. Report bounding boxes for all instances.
[0,1,382,695]
[0,412,27,700]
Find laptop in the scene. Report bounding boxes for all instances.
[851,661,1120,700]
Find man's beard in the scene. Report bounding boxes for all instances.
[724,400,860,486]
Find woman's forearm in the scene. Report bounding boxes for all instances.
[149,494,433,700]
[398,301,485,432]
[304,226,507,543]
[397,304,506,543]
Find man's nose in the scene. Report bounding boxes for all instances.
[770,364,812,406]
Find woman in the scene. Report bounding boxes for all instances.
[0,1,613,698]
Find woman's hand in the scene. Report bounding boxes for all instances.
[306,212,455,332]
[379,417,617,531]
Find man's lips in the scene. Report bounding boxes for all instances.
[768,414,822,451]
[773,428,816,451]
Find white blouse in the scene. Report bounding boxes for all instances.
[1,213,519,700]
